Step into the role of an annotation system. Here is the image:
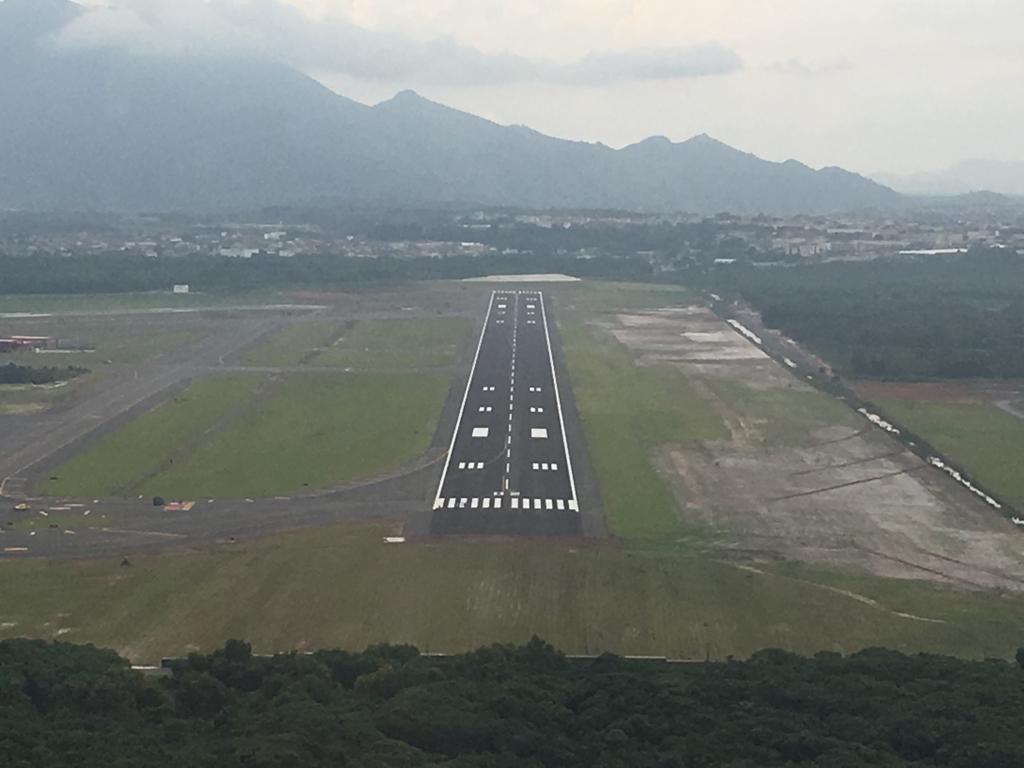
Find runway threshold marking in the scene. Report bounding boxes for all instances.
[433,292,497,510]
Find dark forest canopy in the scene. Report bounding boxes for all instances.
[0,363,88,385]
[713,249,1024,381]
[0,251,654,295]
[5,638,1024,767]
[3,242,1023,382]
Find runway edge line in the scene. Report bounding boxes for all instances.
[432,291,497,508]
[539,291,580,510]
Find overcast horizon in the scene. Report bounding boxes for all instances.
[48,0,1024,177]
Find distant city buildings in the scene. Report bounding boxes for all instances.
[2,205,1022,270]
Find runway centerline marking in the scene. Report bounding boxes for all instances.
[502,292,520,494]
[433,290,581,519]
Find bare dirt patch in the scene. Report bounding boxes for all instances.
[605,307,816,397]
[604,308,1024,591]
[610,307,770,363]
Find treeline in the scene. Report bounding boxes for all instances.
[0,252,653,295]
[5,638,1024,767]
[0,363,88,385]
[714,250,1024,380]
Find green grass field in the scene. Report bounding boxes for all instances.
[560,316,727,540]
[0,289,293,314]
[99,329,204,364]
[0,401,48,416]
[546,281,698,314]
[0,379,84,416]
[313,317,472,369]
[39,372,448,498]
[707,379,861,446]
[876,399,1024,507]
[3,520,1024,663]
[237,316,472,370]
[7,511,110,533]
[238,319,340,367]
[40,375,267,498]
[139,373,448,498]
[9,280,1024,666]
[0,315,208,366]
[0,318,215,417]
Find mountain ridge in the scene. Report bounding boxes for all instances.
[0,0,903,214]
[879,159,1024,197]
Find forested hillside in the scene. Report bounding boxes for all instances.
[1,0,899,215]
[4,638,1024,767]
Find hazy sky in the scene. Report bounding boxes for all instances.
[70,0,1024,175]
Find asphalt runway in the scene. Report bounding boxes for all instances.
[430,290,582,536]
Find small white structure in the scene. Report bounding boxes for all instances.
[172,284,190,294]
[219,247,258,259]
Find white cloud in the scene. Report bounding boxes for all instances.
[568,44,742,85]
[54,0,742,85]
[43,0,1024,172]
[765,58,853,77]
[57,1,254,56]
